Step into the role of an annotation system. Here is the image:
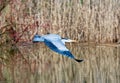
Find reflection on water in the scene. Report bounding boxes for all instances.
[0,43,120,83]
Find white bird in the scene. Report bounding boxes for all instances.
[33,33,83,62]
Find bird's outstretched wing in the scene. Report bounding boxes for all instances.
[44,38,83,62]
[44,38,74,58]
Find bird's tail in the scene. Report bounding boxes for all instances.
[74,59,83,62]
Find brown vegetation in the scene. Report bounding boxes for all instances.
[0,0,120,44]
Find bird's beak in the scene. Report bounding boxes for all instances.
[70,39,77,42]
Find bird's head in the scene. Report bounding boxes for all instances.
[32,34,44,43]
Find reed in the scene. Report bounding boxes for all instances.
[0,0,120,43]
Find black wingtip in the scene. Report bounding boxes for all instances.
[74,59,83,62]
[32,41,39,43]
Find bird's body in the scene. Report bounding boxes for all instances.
[33,34,83,62]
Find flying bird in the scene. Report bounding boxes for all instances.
[32,34,83,62]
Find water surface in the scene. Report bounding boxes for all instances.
[0,43,120,83]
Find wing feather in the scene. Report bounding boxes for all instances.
[44,39,75,59]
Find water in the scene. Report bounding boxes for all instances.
[0,43,120,83]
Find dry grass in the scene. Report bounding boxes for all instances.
[0,0,120,43]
